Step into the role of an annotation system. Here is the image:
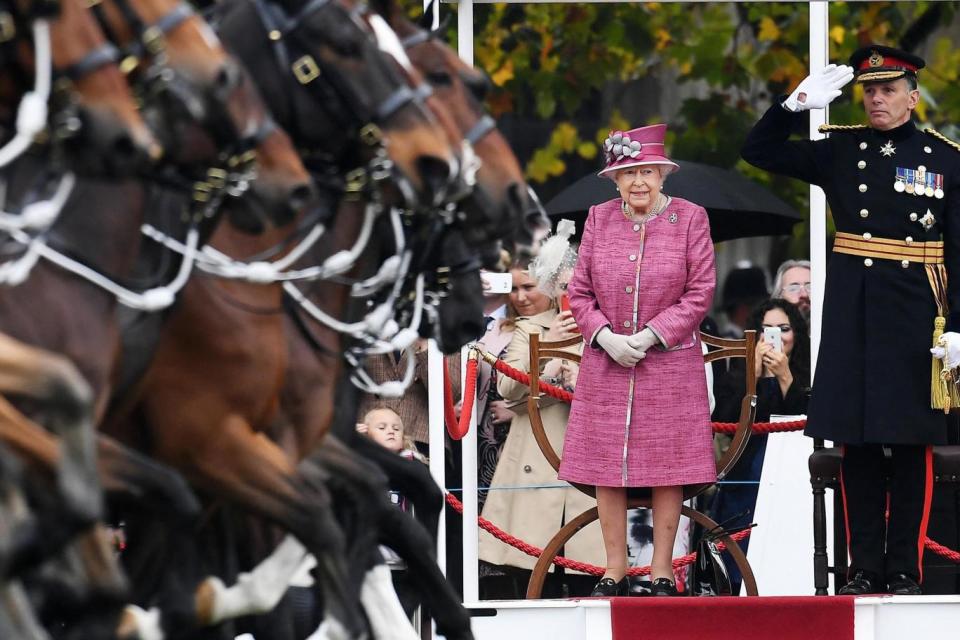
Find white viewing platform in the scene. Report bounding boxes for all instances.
[467,595,960,640]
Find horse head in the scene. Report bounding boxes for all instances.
[89,0,312,229]
[213,0,459,212]
[0,0,160,175]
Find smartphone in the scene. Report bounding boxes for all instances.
[481,271,512,294]
[558,293,580,333]
[762,326,782,353]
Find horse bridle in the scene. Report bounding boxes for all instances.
[86,0,276,221]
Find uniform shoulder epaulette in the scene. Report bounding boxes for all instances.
[817,124,869,133]
[925,128,960,153]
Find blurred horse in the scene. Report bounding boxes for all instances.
[272,8,543,639]
[0,0,166,563]
[98,0,464,637]
[0,0,308,636]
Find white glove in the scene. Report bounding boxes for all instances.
[932,331,960,369]
[783,64,854,112]
[628,327,660,353]
[596,326,646,368]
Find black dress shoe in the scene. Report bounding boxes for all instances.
[887,573,922,595]
[591,577,628,597]
[650,577,679,597]
[838,570,881,595]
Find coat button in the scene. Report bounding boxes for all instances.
[858,160,866,169]
[860,142,868,150]
[863,232,872,240]
[622,320,632,328]
[910,212,918,221]
[902,260,910,268]
[860,209,869,218]
[629,254,637,262]
[625,286,633,293]
[906,236,913,244]
[633,224,641,232]
[859,184,868,193]
[864,258,873,267]
[523,465,532,473]
[925,146,932,154]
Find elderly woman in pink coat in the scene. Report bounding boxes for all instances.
[558,123,716,597]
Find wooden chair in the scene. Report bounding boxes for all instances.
[809,441,960,594]
[524,331,759,598]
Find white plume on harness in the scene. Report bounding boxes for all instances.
[0,20,51,168]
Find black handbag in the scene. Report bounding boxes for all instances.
[690,521,755,596]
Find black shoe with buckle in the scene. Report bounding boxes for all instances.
[887,573,921,595]
[650,577,679,597]
[838,570,881,595]
[591,576,628,597]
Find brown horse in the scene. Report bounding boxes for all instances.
[270,10,542,639]
[0,0,169,562]
[98,1,465,637]
[0,0,307,636]
[0,0,162,173]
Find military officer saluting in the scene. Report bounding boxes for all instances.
[742,45,960,596]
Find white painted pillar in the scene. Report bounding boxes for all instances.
[460,346,480,603]
[456,0,480,606]
[427,340,446,575]
[808,1,829,375]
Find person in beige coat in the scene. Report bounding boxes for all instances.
[478,262,604,599]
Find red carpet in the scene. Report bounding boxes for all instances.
[610,596,854,640]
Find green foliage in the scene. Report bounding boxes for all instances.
[451,1,960,255]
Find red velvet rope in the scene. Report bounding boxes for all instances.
[445,491,748,575]
[446,492,960,569]
[443,356,478,441]
[459,355,960,568]
[490,357,575,402]
[482,348,805,433]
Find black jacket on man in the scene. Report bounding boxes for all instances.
[741,102,960,446]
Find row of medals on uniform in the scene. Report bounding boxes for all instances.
[895,164,944,199]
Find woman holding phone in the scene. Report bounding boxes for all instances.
[711,297,811,591]
[478,253,603,599]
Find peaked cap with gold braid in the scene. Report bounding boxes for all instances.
[850,44,925,84]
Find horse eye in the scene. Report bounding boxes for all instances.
[462,70,491,102]
[426,71,453,86]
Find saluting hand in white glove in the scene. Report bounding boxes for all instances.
[783,64,854,112]
[932,331,960,369]
[596,326,646,368]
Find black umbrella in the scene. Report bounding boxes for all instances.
[544,159,802,243]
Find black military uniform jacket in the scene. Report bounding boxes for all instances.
[742,102,960,445]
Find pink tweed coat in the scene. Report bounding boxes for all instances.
[558,196,717,488]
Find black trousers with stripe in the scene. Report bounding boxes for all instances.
[840,443,933,581]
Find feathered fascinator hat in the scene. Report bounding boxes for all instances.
[530,219,578,297]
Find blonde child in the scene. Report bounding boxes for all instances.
[357,407,427,464]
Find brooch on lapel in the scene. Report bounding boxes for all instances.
[668,212,678,224]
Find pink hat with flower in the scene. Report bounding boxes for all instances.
[597,124,679,180]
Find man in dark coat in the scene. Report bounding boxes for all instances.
[741,45,960,595]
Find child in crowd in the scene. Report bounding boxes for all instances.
[356,406,426,617]
[357,407,427,464]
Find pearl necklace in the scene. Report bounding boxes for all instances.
[622,193,670,224]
